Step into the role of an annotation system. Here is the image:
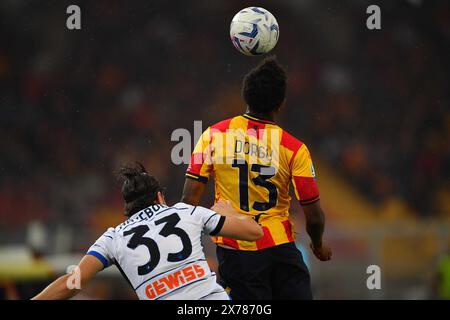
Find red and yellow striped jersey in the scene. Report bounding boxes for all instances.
[186,114,320,251]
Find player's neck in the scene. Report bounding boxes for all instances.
[245,109,276,122]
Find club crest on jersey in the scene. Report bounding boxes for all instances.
[310,163,316,178]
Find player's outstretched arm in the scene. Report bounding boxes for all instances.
[302,200,332,261]
[31,255,103,300]
[181,178,207,206]
[211,200,264,241]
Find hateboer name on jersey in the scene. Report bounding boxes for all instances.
[117,204,163,231]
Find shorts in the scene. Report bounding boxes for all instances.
[216,242,312,300]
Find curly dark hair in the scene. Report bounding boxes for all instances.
[242,56,287,114]
[115,162,163,217]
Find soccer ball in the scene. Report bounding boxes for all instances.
[230,7,279,56]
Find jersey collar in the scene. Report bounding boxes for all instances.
[242,113,276,125]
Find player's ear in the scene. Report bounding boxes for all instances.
[276,98,286,113]
[156,191,166,205]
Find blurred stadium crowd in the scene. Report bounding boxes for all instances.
[0,0,449,299]
[1,0,449,226]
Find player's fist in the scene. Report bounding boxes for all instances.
[310,243,332,261]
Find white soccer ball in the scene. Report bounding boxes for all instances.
[230,7,280,56]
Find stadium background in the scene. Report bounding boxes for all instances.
[0,0,449,299]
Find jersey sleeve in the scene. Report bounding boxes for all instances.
[191,206,225,236]
[86,228,116,269]
[185,127,213,183]
[291,144,320,205]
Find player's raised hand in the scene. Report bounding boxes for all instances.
[310,243,332,261]
[211,200,243,218]
[212,200,264,241]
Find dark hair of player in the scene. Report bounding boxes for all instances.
[241,56,287,115]
[116,162,164,217]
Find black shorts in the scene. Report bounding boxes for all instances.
[216,242,313,300]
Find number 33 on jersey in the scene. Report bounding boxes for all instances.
[87,203,229,300]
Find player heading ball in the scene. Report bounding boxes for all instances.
[182,57,332,300]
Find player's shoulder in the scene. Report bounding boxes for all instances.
[98,226,117,240]
[166,202,194,215]
[172,202,214,217]
[280,128,306,152]
[209,117,234,132]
